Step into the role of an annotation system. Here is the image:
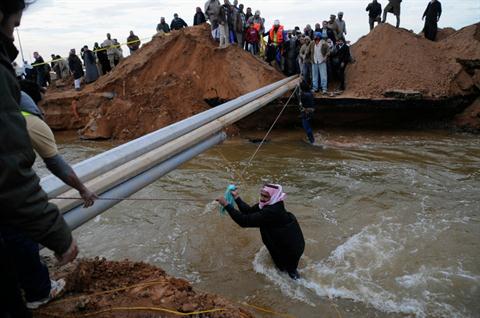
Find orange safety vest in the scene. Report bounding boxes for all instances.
[253,23,261,32]
[269,26,284,46]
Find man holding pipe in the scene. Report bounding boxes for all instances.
[0,1,79,315]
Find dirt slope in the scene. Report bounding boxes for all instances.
[34,258,254,318]
[346,23,480,98]
[41,24,283,140]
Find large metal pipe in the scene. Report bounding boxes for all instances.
[52,78,300,213]
[41,76,298,198]
[63,132,226,231]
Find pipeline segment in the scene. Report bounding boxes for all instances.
[52,78,299,213]
[41,76,298,198]
[63,132,226,231]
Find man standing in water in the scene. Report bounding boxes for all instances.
[216,184,305,279]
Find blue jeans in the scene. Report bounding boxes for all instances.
[0,227,51,302]
[312,62,327,92]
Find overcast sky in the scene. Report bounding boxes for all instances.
[15,0,479,63]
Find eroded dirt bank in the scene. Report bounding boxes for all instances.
[34,258,254,318]
[41,24,283,140]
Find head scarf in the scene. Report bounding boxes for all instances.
[259,184,286,209]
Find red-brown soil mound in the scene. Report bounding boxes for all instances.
[34,258,254,318]
[346,23,480,98]
[41,24,283,140]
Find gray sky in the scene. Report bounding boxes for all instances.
[15,0,480,63]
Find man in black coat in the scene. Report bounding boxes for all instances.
[217,184,305,279]
[331,38,351,92]
[193,7,206,25]
[366,0,382,31]
[33,51,46,87]
[422,0,442,41]
[68,49,84,90]
[170,13,188,30]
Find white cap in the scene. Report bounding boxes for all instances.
[274,19,280,26]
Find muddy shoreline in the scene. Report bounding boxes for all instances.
[35,258,255,318]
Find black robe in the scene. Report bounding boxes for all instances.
[68,54,84,79]
[423,1,442,41]
[225,198,305,272]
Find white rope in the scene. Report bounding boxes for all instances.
[240,85,299,177]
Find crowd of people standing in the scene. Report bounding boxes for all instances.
[17,0,443,94]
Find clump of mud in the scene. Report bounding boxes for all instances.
[34,258,254,318]
[346,23,480,98]
[41,24,283,140]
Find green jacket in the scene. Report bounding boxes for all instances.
[0,33,72,255]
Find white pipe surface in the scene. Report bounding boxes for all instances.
[41,76,298,198]
[63,133,226,231]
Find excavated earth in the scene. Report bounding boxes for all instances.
[41,24,283,140]
[346,23,480,99]
[34,258,254,318]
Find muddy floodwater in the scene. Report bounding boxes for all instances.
[38,129,480,318]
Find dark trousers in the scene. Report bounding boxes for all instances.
[0,233,32,318]
[332,61,346,90]
[302,113,315,144]
[424,19,438,41]
[36,70,46,88]
[0,227,51,303]
[302,62,312,86]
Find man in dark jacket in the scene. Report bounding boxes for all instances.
[422,0,442,41]
[217,184,305,279]
[33,51,46,87]
[68,48,84,91]
[233,4,246,48]
[331,38,351,92]
[127,30,140,54]
[170,13,188,30]
[156,17,171,34]
[320,20,336,44]
[366,0,382,31]
[193,7,206,25]
[0,1,78,316]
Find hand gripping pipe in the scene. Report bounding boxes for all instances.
[63,132,226,231]
[41,76,298,198]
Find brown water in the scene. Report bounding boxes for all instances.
[38,129,480,318]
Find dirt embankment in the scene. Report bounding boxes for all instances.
[346,23,480,99]
[42,23,480,136]
[41,24,283,140]
[34,258,254,318]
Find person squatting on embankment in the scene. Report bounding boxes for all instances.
[1,1,80,316]
[216,184,305,280]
